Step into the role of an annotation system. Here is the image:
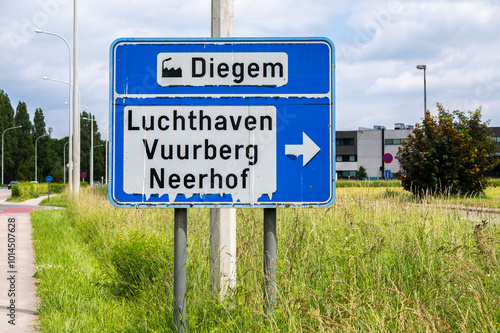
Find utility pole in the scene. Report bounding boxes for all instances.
[417,65,427,116]
[72,0,80,196]
[210,0,237,299]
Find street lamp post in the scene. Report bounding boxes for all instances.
[81,107,94,186]
[35,29,73,193]
[35,134,49,183]
[416,65,427,116]
[84,117,108,185]
[2,126,22,185]
[72,0,80,196]
[64,141,69,183]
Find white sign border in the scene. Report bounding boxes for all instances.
[109,37,335,208]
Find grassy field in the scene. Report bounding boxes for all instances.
[31,185,500,332]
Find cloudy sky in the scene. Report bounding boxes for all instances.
[1,0,499,139]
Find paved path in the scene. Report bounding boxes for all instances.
[0,192,59,332]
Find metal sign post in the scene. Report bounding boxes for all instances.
[173,208,187,332]
[109,37,335,326]
[383,153,393,190]
[263,208,276,312]
[46,175,53,202]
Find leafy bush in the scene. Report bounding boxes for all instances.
[11,182,66,200]
[397,104,497,195]
[489,178,500,187]
[356,165,367,180]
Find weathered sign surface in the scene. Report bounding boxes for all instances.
[109,38,335,208]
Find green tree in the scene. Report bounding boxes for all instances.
[13,101,34,180]
[0,89,84,184]
[80,111,91,182]
[47,137,67,183]
[356,166,367,180]
[397,103,497,195]
[0,90,16,183]
[92,125,106,184]
[33,108,60,182]
[33,108,49,181]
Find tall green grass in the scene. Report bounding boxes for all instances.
[31,187,500,332]
[336,180,401,188]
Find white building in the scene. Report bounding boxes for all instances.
[336,124,413,179]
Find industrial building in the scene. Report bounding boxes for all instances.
[335,125,500,180]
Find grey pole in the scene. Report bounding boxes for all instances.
[35,29,73,193]
[2,126,21,185]
[90,113,93,185]
[63,142,69,183]
[174,208,187,333]
[417,65,427,116]
[72,0,80,196]
[35,134,48,183]
[105,139,108,184]
[85,118,108,185]
[96,122,108,184]
[81,107,94,186]
[423,67,427,115]
[210,0,237,300]
[263,208,277,313]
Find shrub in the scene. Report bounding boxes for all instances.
[397,104,497,195]
[356,165,367,180]
[11,182,66,200]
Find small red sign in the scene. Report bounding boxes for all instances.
[383,153,393,164]
[81,172,87,179]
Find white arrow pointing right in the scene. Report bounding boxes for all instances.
[285,132,321,167]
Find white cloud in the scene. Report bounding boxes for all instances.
[0,0,499,139]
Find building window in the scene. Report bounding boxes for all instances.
[336,138,354,146]
[337,170,357,179]
[385,138,406,145]
[490,137,500,142]
[336,155,357,162]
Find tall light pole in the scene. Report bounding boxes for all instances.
[72,0,80,196]
[86,118,108,185]
[2,125,21,185]
[417,65,427,116]
[81,106,94,186]
[35,134,49,183]
[64,141,69,183]
[43,76,78,187]
[35,29,73,193]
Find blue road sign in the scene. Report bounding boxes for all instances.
[46,176,52,183]
[109,38,335,208]
[385,170,391,180]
